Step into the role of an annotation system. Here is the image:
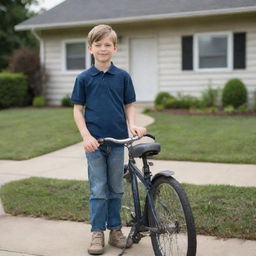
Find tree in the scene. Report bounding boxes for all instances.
[0,0,39,71]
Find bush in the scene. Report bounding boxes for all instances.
[61,95,73,107]
[253,91,256,112]
[176,94,203,109]
[237,104,248,113]
[154,92,174,106]
[222,79,247,108]
[224,105,235,114]
[164,98,177,108]
[155,104,164,111]
[0,72,27,108]
[202,87,219,107]
[33,96,45,108]
[7,48,45,105]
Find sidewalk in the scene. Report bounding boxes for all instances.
[0,109,256,256]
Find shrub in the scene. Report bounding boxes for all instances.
[222,79,247,108]
[176,94,203,109]
[253,91,256,112]
[32,96,45,108]
[237,104,248,113]
[0,72,27,108]
[155,104,164,111]
[154,92,174,106]
[61,95,73,107]
[7,48,46,104]
[224,105,235,114]
[164,98,177,108]
[143,107,151,113]
[202,87,219,107]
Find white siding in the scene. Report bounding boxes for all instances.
[41,14,256,106]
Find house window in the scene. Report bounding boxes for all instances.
[194,32,232,71]
[182,32,246,71]
[65,42,86,70]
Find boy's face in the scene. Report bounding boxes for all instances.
[88,35,117,64]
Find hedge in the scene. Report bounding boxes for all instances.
[0,72,27,108]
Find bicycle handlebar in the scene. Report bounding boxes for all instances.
[98,133,155,145]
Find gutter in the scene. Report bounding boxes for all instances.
[15,6,256,31]
[31,29,45,68]
[31,29,46,95]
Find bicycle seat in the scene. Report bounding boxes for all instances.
[131,143,161,158]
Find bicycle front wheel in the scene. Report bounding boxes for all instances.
[148,176,196,256]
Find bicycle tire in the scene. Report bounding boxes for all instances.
[147,176,197,256]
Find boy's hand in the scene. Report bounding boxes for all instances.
[129,125,147,138]
[83,135,100,152]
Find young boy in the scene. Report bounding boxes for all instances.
[71,24,146,255]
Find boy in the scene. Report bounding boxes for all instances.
[71,24,146,255]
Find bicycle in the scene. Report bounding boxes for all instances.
[98,134,197,256]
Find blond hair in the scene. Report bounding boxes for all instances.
[88,24,117,47]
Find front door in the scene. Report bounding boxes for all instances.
[130,37,158,101]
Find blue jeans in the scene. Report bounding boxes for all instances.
[86,144,124,231]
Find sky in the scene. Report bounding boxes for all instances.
[29,0,65,12]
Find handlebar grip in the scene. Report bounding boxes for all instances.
[144,133,156,140]
[98,138,104,144]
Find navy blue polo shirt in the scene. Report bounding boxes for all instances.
[71,63,136,142]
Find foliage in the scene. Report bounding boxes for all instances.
[61,94,73,107]
[7,48,45,104]
[201,87,219,107]
[237,104,248,113]
[223,105,235,114]
[155,104,164,111]
[142,107,151,114]
[222,79,247,108]
[0,0,39,71]
[33,96,45,107]
[154,92,174,106]
[254,91,256,112]
[0,72,27,108]
[175,94,203,109]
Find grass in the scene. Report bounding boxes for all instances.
[1,108,256,163]
[0,108,81,160]
[0,177,255,240]
[147,112,256,164]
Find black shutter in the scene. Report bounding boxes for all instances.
[182,36,193,70]
[233,32,246,69]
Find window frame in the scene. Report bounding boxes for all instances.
[193,31,233,72]
[62,39,91,74]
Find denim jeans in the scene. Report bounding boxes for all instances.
[86,144,124,231]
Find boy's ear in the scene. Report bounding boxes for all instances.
[88,45,92,54]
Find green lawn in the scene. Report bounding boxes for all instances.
[0,177,255,240]
[147,112,256,164]
[0,108,256,163]
[0,108,81,160]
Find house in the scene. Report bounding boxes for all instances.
[16,0,256,106]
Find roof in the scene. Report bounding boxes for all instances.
[16,0,256,31]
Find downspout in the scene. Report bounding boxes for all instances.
[31,29,46,96]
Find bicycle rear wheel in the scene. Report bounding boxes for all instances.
[148,176,196,256]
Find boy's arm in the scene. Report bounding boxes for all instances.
[125,103,147,137]
[73,104,99,152]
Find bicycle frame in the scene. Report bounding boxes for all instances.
[126,150,162,234]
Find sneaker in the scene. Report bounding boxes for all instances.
[108,228,133,249]
[88,231,105,255]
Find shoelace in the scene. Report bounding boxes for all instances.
[92,233,103,245]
